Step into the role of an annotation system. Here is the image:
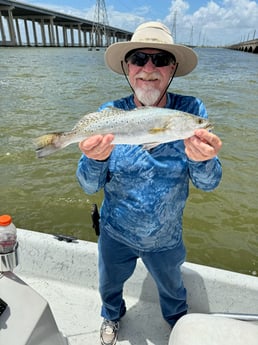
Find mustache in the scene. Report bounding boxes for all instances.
[135,72,161,81]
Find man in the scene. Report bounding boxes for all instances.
[77,22,222,345]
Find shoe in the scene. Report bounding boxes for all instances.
[100,319,119,345]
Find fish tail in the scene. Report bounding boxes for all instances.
[34,132,65,158]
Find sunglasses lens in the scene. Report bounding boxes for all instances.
[129,52,148,66]
[127,52,176,67]
[153,53,174,67]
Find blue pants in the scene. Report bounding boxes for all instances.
[98,229,187,326]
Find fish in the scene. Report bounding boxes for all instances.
[34,106,213,158]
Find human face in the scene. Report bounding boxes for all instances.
[127,49,176,107]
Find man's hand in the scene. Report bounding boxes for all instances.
[79,134,114,161]
[184,129,222,162]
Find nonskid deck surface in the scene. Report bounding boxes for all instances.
[18,273,171,345]
[15,229,171,345]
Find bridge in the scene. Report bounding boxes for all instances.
[0,0,132,47]
[227,39,258,54]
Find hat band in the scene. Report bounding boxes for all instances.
[133,38,172,44]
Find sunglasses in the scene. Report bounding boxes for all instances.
[125,51,176,67]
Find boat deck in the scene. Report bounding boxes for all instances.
[8,229,258,344]
[15,229,172,344]
[18,273,171,344]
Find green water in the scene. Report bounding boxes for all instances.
[0,47,257,275]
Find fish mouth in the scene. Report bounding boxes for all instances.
[204,122,214,130]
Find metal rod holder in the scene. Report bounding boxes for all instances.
[0,243,19,272]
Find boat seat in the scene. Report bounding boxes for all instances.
[168,313,258,345]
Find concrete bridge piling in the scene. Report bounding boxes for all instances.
[226,39,258,54]
[0,0,132,47]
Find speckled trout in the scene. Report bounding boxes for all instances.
[35,106,212,158]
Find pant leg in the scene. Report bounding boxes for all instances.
[140,240,187,327]
[98,229,138,321]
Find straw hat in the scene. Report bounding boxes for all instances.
[105,21,198,77]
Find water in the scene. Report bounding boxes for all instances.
[0,47,257,275]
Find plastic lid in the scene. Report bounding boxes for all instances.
[0,215,12,226]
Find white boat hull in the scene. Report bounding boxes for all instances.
[1,229,258,345]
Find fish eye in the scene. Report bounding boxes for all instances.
[198,118,203,124]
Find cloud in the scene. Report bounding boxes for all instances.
[27,1,147,30]
[32,2,96,20]
[106,6,147,30]
[12,0,258,46]
[164,0,258,45]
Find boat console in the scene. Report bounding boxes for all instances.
[0,241,69,345]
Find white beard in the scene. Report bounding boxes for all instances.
[134,85,161,106]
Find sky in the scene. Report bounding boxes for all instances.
[25,0,258,46]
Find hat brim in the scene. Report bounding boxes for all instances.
[105,41,198,77]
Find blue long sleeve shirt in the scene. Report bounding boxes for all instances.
[77,93,222,252]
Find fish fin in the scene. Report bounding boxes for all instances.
[142,142,160,150]
[148,120,172,134]
[102,106,126,114]
[148,127,167,134]
[33,132,64,158]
